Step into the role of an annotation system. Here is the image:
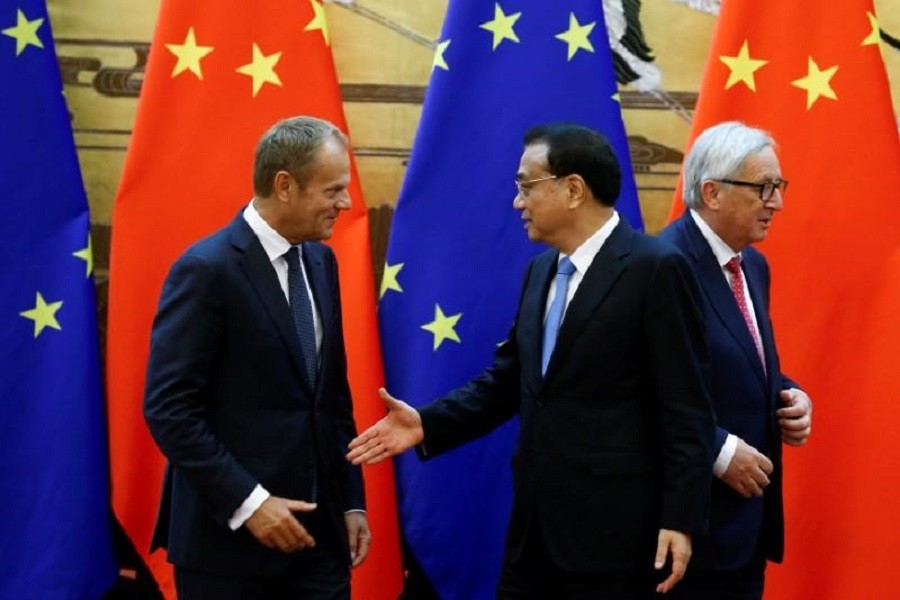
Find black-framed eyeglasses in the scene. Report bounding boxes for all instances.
[713,178,789,202]
[515,175,558,198]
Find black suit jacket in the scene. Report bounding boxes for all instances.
[660,213,797,569]
[144,213,364,577]
[419,218,716,574]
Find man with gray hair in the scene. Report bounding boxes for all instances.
[144,116,370,598]
[659,121,812,599]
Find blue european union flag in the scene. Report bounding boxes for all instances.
[379,2,642,597]
[0,2,116,597]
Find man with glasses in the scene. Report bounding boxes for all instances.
[659,121,813,599]
[349,123,716,598]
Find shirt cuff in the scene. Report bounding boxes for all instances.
[344,509,367,515]
[713,434,738,478]
[228,484,270,530]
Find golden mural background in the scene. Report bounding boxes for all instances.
[46,0,900,295]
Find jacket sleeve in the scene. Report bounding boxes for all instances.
[143,253,259,524]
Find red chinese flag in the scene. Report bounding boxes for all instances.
[669,2,900,598]
[106,1,402,596]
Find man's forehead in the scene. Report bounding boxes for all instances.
[519,142,549,171]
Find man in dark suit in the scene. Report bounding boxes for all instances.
[347,123,715,598]
[144,116,370,599]
[659,121,813,599]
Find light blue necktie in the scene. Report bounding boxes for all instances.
[541,257,576,376]
[284,246,318,385]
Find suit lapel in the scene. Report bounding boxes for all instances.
[302,243,332,402]
[541,218,631,385]
[231,216,313,395]
[679,215,767,387]
[519,251,556,393]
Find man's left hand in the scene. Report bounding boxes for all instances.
[345,512,371,568]
[654,529,691,594]
[777,388,812,446]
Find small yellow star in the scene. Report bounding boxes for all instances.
[166,27,214,80]
[555,13,595,61]
[719,40,768,91]
[73,236,93,277]
[236,43,283,97]
[479,3,521,51]
[20,292,63,338]
[611,92,620,103]
[862,12,881,47]
[433,39,450,72]
[304,0,330,46]
[379,262,404,299]
[791,57,838,110]
[421,304,462,350]
[2,9,44,56]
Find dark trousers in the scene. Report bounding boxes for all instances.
[497,521,659,600]
[175,543,350,600]
[664,555,766,600]
[175,507,349,600]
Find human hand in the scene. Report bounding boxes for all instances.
[244,496,317,553]
[654,529,691,594]
[721,438,774,498]
[345,512,372,568]
[346,388,424,465]
[777,388,812,446]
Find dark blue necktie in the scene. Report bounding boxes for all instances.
[542,257,576,376]
[284,246,318,385]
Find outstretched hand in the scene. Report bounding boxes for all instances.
[346,388,424,465]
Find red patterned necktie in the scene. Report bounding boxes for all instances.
[725,256,766,374]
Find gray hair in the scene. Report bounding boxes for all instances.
[682,121,776,209]
[253,116,348,196]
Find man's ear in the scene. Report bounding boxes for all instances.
[700,180,721,210]
[566,174,586,209]
[273,170,293,202]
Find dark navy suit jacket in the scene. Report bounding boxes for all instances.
[144,213,364,577]
[419,218,716,574]
[660,212,798,570]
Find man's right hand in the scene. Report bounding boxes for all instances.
[346,388,424,465]
[244,496,317,553]
[721,438,774,498]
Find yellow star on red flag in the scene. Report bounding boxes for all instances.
[166,27,214,80]
[236,43,283,97]
[791,57,838,110]
[304,0,330,46]
[719,40,768,91]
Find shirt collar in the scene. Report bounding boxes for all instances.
[689,209,740,268]
[243,200,296,262]
[561,210,620,274]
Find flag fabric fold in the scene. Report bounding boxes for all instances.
[106,1,401,596]
[379,1,642,597]
[0,1,116,596]
[669,3,900,598]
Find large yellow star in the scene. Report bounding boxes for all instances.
[73,236,93,277]
[433,39,450,72]
[719,40,768,91]
[304,0,330,46]
[20,292,63,338]
[479,3,521,51]
[165,27,214,80]
[2,9,44,56]
[555,13,595,61]
[236,43,283,97]
[379,262,404,299]
[421,304,462,350]
[862,12,881,47]
[791,57,838,110]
